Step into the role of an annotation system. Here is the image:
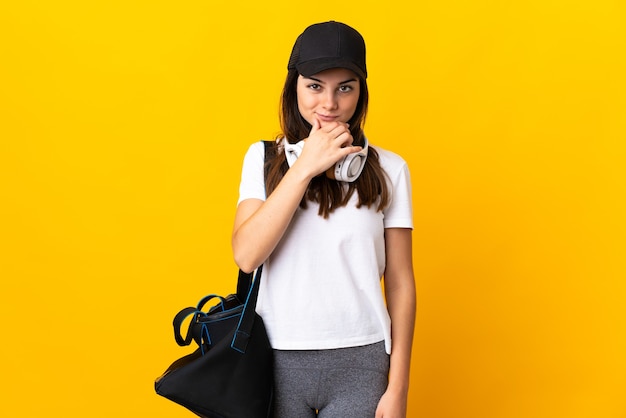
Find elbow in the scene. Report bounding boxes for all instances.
[232,241,261,274]
[234,255,258,274]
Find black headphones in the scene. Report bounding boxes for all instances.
[284,138,369,182]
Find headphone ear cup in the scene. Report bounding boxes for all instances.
[333,139,369,182]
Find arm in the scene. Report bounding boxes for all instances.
[376,227,416,418]
[232,119,360,272]
[232,164,311,273]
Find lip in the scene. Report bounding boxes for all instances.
[316,113,340,122]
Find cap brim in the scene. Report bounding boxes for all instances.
[296,58,366,79]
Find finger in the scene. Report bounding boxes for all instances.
[325,124,350,141]
[328,121,350,132]
[342,145,363,157]
[310,116,322,135]
[332,130,354,148]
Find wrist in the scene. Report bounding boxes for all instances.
[385,375,410,396]
[287,160,316,184]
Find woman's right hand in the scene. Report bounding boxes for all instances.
[291,117,362,178]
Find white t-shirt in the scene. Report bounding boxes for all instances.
[237,140,413,354]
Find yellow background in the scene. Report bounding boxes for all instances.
[1,0,625,417]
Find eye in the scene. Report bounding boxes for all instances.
[338,85,354,93]
[307,83,321,90]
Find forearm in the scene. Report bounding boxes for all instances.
[381,228,416,396]
[376,269,415,418]
[232,164,312,272]
[385,282,416,393]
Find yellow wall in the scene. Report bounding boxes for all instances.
[1,1,624,417]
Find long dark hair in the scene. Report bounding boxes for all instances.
[265,69,389,218]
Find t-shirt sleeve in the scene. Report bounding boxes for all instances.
[382,152,414,229]
[237,141,267,205]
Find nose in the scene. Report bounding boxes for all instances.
[322,90,338,110]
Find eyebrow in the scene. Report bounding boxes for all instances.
[306,76,358,84]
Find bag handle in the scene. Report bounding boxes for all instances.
[196,294,227,312]
[172,294,226,346]
[172,307,201,346]
[231,265,263,353]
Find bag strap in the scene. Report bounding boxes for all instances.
[263,138,276,181]
[230,141,273,352]
[235,140,274,301]
[231,264,263,353]
[236,269,253,303]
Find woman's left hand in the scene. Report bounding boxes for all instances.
[375,389,408,418]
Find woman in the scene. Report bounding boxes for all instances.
[232,21,416,418]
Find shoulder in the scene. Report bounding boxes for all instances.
[245,140,268,156]
[370,143,409,173]
[248,139,281,155]
[242,140,278,164]
[370,142,413,225]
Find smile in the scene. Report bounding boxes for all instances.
[316,114,339,121]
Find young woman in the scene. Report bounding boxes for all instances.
[232,21,416,418]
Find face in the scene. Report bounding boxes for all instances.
[296,67,361,128]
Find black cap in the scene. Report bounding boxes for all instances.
[288,21,367,79]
